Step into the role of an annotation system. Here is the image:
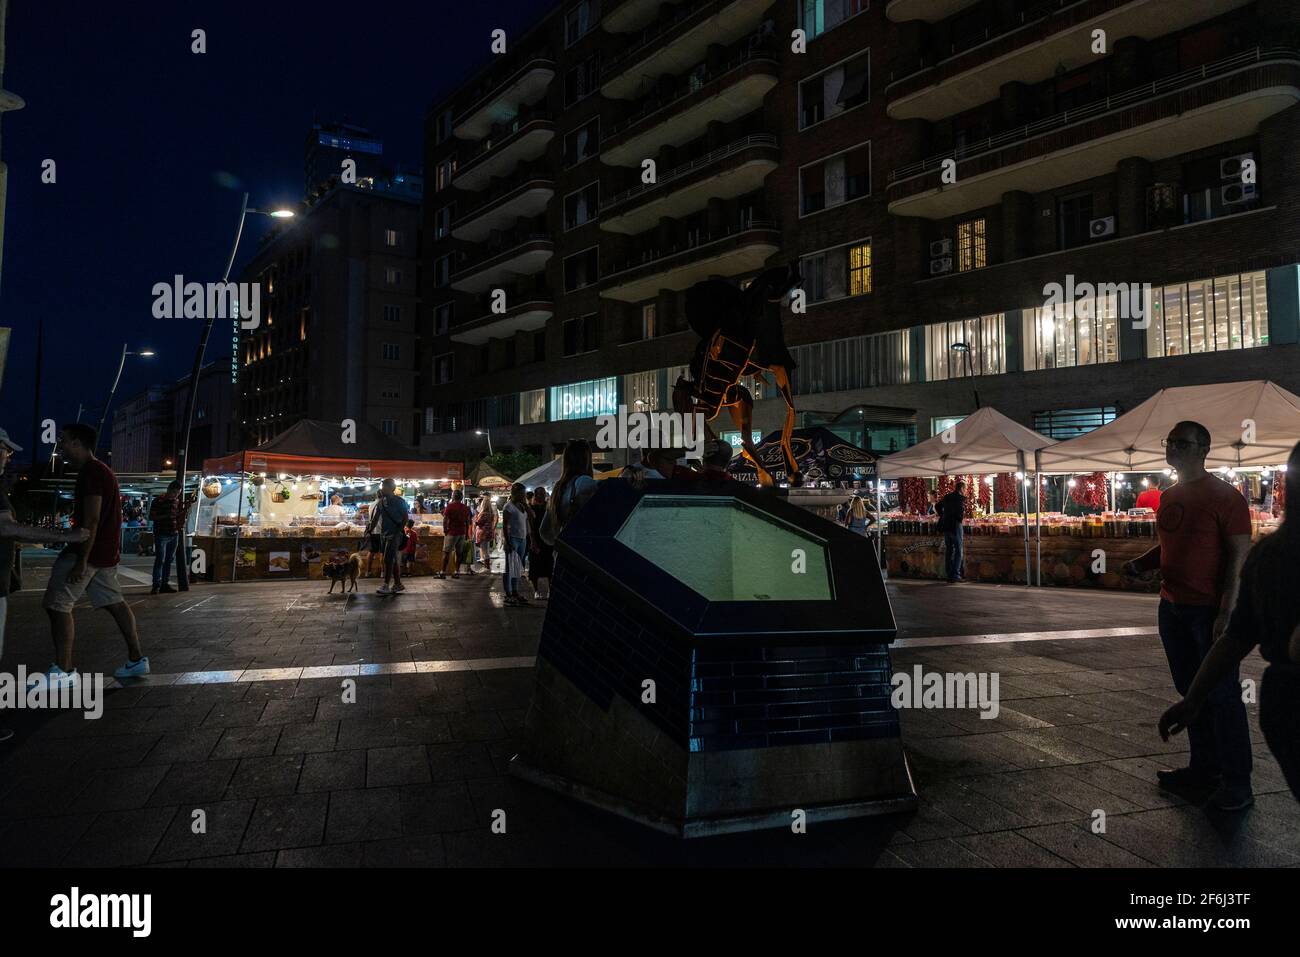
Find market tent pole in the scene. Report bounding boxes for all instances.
[1018,449,1030,586]
[874,478,883,566]
[231,469,247,583]
[1034,448,1043,587]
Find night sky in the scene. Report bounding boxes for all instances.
[0,0,552,464]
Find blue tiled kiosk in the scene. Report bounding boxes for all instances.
[512,479,917,838]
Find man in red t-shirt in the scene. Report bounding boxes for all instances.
[1134,477,1164,511]
[1123,420,1253,811]
[439,489,472,579]
[39,424,148,687]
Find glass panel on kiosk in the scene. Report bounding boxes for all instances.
[614,495,833,602]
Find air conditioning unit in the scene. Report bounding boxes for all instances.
[930,257,953,276]
[1089,216,1116,238]
[1220,153,1255,180]
[1221,182,1257,205]
[929,238,952,258]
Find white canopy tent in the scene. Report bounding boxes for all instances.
[1037,380,1300,473]
[512,457,564,492]
[875,407,1057,585]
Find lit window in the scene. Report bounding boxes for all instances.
[849,243,872,295]
[384,229,401,247]
[641,303,656,340]
[956,218,986,272]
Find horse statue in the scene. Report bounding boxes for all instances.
[672,264,804,487]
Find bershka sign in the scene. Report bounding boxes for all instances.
[49,887,152,937]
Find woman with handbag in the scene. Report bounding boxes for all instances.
[473,493,496,570]
[501,483,531,606]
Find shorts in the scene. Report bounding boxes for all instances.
[43,552,125,613]
[443,534,466,554]
[382,534,402,564]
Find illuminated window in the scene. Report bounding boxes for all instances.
[956,218,986,272]
[1144,270,1269,358]
[641,303,656,340]
[849,242,872,295]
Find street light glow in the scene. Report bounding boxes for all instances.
[270,209,295,218]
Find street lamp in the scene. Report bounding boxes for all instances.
[475,429,494,456]
[949,342,981,409]
[96,344,156,441]
[173,193,295,590]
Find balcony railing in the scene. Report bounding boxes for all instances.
[606,43,778,140]
[453,163,553,223]
[453,58,556,129]
[452,233,553,279]
[602,218,779,278]
[888,47,1295,184]
[601,0,727,82]
[888,0,1113,85]
[605,134,778,209]
[460,110,554,167]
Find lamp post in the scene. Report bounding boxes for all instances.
[173,193,294,590]
[475,429,494,457]
[96,344,155,442]
[949,341,981,409]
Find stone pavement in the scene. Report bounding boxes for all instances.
[0,567,1296,868]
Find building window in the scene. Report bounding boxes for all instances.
[434,353,454,384]
[562,313,601,356]
[563,118,600,167]
[564,182,600,230]
[1022,293,1119,371]
[383,343,401,361]
[385,266,402,285]
[956,218,986,272]
[641,303,656,340]
[788,330,910,394]
[800,142,870,216]
[383,304,402,323]
[564,247,599,292]
[434,206,452,240]
[565,0,599,46]
[564,56,600,108]
[435,110,453,144]
[381,386,400,399]
[436,157,456,191]
[800,0,868,41]
[434,302,452,336]
[799,51,870,129]
[802,238,871,304]
[435,255,452,287]
[925,314,1006,380]
[381,419,398,436]
[1145,271,1269,358]
[520,388,547,424]
[1057,192,1094,250]
[622,370,662,411]
[384,228,401,247]
[549,376,618,421]
[1033,407,1117,441]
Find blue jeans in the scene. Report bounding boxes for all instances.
[1157,599,1252,786]
[943,529,963,581]
[152,533,178,587]
[503,536,527,595]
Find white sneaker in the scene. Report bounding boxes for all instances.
[28,665,78,692]
[376,585,392,596]
[393,583,406,593]
[114,657,151,679]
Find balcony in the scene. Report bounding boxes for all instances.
[887,47,1300,220]
[602,135,779,235]
[453,58,555,140]
[450,296,554,345]
[886,0,1253,121]
[450,234,554,294]
[599,220,781,302]
[451,173,555,243]
[600,0,772,100]
[886,0,980,22]
[452,112,556,191]
[602,46,779,166]
[602,0,668,34]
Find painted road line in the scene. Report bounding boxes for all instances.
[893,626,1157,649]
[104,655,538,690]
[178,595,215,615]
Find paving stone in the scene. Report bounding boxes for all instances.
[148,759,238,806]
[67,764,170,813]
[325,787,402,843]
[151,799,256,862]
[225,754,305,798]
[64,806,178,867]
[240,793,329,853]
[210,725,282,759]
[299,750,367,793]
[366,745,432,787]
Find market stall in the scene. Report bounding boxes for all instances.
[196,420,463,581]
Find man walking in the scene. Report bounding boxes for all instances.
[148,479,189,594]
[937,480,966,583]
[41,423,149,686]
[1123,420,1254,811]
[373,478,409,596]
[438,489,471,580]
[0,428,89,741]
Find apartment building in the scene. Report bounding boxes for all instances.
[421,0,1300,463]
[237,180,423,447]
[110,363,237,474]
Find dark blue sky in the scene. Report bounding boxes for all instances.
[0,0,552,463]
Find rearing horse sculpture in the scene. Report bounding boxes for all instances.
[672,265,804,487]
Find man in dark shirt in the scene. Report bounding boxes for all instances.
[936,480,967,583]
[148,480,186,594]
[0,427,89,741]
[40,424,149,686]
[439,489,471,579]
[372,478,410,596]
[1125,420,1253,811]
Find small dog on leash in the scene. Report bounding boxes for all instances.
[324,553,362,594]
